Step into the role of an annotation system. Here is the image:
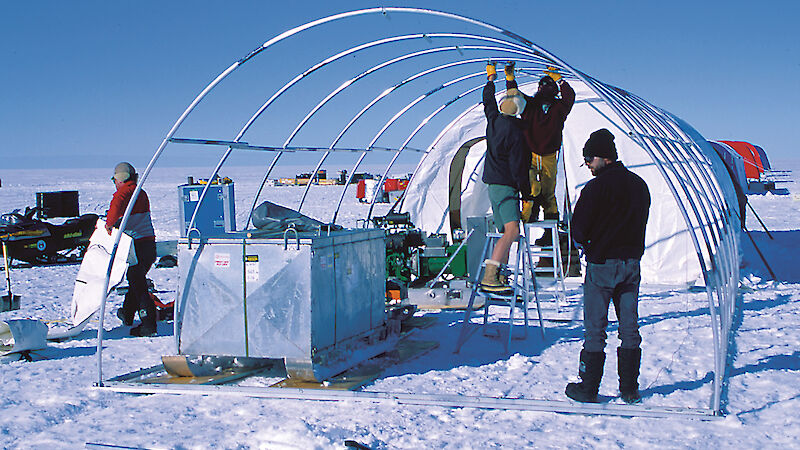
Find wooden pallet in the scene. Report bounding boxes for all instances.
[272,338,438,390]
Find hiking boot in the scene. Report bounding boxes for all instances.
[480,260,512,295]
[130,306,157,337]
[116,308,134,327]
[618,347,642,404]
[565,350,606,403]
[130,322,157,337]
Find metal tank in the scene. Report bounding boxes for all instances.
[175,228,398,381]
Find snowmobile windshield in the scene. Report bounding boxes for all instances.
[0,212,24,226]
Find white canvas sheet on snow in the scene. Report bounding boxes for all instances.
[70,218,136,326]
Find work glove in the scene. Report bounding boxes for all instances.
[486,62,497,81]
[544,66,562,83]
[504,62,515,81]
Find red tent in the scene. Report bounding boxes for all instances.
[720,140,765,179]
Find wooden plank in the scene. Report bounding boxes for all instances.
[271,339,439,391]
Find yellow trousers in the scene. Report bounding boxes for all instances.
[521,152,559,222]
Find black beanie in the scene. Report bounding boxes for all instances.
[583,128,618,161]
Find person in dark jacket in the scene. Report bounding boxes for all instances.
[505,63,575,242]
[480,63,532,293]
[565,129,650,404]
[107,162,158,337]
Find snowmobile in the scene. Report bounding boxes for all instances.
[0,207,98,265]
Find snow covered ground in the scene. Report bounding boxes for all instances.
[1,161,799,449]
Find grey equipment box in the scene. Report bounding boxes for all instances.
[175,228,397,381]
[465,215,494,279]
[178,182,235,238]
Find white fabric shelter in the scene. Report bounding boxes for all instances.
[402,79,740,287]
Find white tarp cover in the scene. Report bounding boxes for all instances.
[70,219,136,326]
[402,80,739,287]
[0,319,48,355]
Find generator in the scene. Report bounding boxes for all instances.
[371,212,468,289]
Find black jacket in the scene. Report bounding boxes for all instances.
[571,161,650,263]
[481,81,532,197]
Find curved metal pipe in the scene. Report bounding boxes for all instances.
[294,55,548,214]
[330,69,505,224]
[624,93,734,293]
[290,51,542,215]
[238,33,543,227]
[328,67,543,223]
[364,71,542,222]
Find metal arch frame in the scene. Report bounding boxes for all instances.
[306,61,547,220]
[362,71,544,223]
[94,7,740,417]
[94,6,553,388]
[190,32,537,235]
[227,34,544,228]
[293,58,547,218]
[331,68,546,224]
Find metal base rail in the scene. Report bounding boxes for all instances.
[97,382,720,420]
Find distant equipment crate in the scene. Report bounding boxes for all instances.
[36,191,79,218]
[178,180,235,237]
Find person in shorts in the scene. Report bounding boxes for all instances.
[479,63,533,293]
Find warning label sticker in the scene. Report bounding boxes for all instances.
[214,253,230,268]
[245,255,259,282]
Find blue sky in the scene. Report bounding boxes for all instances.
[1,1,798,171]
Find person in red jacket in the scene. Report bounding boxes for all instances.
[504,63,575,244]
[107,162,157,336]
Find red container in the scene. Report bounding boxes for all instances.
[356,179,366,199]
[384,178,400,192]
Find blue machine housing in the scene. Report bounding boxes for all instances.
[178,182,236,237]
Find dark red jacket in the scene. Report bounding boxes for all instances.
[107,181,155,241]
[507,79,575,156]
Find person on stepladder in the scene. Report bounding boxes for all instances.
[479,62,533,294]
[565,129,651,404]
[503,62,574,246]
[106,162,158,337]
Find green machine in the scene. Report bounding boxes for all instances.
[373,213,468,288]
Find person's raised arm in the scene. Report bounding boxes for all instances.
[484,62,499,120]
[545,67,575,116]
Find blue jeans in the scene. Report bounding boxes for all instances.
[582,258,642,352]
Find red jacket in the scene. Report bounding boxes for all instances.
[107,181,155,241]
[507,79,575,156]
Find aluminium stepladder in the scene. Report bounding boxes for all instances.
[525,220,568,312]
[453,226,546,354]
